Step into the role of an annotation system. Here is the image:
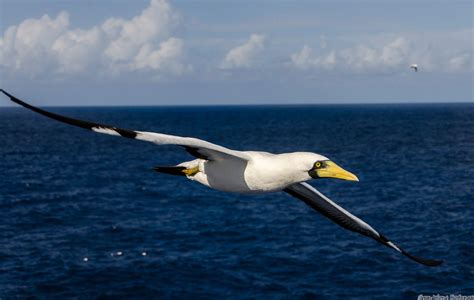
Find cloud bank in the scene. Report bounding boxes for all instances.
[0,0,191,78]
[0,0,471,83]
[291,36,472,73]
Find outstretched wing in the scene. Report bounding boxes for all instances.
[284,182,442,267]
[1,89,250,161]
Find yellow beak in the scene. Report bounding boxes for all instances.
[315,161,359,182]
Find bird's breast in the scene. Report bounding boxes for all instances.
[243,159,304,193]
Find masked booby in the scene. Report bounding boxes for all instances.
[0,89,442,267]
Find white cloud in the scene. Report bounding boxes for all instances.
[104,0,178,62]
[340,37,410,71]
[292,37,410,73]
[291,46,336,70]
[132,37,192,74]
[0,11,69,75]
[52,27,105,74]
[0,0,190,78]
[291,34,473,74]
[220,34,265,69]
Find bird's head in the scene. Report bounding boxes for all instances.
[301,153,359,182]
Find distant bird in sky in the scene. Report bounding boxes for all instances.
[410,64,418,72]
[0,89,442,267]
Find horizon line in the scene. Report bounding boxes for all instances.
[1,100,473,108]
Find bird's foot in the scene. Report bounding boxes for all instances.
[182,166,200,176]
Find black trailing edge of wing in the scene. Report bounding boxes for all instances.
[0,89,137,139]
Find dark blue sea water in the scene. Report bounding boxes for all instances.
[1,104,473,299]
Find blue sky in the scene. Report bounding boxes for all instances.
[0,0,472,106]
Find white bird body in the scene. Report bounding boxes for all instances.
[187,152,328,193]
[0,89,443,267]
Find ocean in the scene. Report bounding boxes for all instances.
[1,104,473,299]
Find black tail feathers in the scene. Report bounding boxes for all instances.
[153,166,187,176]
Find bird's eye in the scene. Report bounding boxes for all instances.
[315,161,322,168]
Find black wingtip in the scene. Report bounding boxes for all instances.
[1,88,10,97]
[1,89,26,105]
[401,249,443,267]
[1,88,13,98]
[378,234,443,267]
[1,89,25,106]
[0,89,139,139]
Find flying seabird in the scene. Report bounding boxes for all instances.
[0,89,442,267]
[410,64,418,72]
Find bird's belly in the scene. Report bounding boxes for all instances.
[202,159,253,193]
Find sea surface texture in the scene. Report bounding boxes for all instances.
[1,104,473,299]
